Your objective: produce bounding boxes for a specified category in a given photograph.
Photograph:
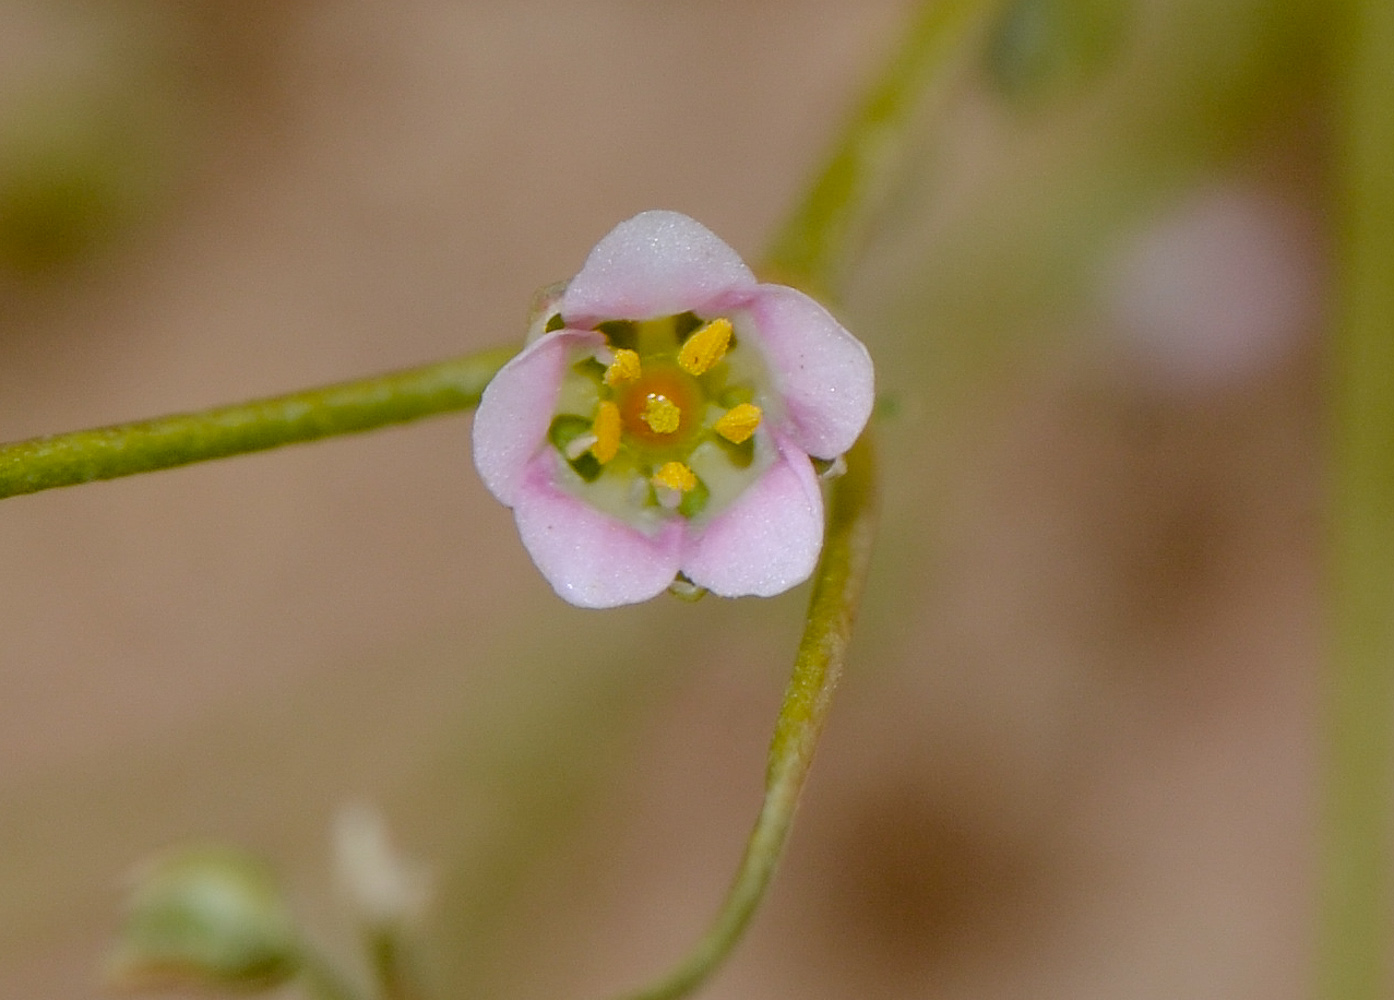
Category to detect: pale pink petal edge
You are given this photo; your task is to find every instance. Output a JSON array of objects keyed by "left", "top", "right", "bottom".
[
  {"left": 472, "top": 330, "right": 603, "bottom": 505},
  {"left": 745, "top": 285, "right": 874, "bottom": 459},
  {"left": 513, "top": 456, "right": 684, "bottom": 609},
  {"left": 561, "top": 210, "right": 758, "bottom": 324},
  {"left": 682, "top": 437, "right": 824, "bottom": 598}
]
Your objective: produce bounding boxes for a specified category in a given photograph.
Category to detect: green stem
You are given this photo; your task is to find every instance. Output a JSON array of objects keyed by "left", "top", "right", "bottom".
[
  {"left": 1323, "top": 1, "right": 1394, "bottom": 997},
  {"left": 599, "top": 2, "right": 997, "bottom": 996},
  {"left": 614, "top": 436, "right": 878, "bottom": 1000},
  {"left": 298, "top": 946, "right": 375, "bottom": 1000},
  {"left": 0, "top": 347, "right": 514, "bottom": 500},
  {"left": 0, "top": 0, "right": 992, "bottom": 501},
  {"left": 762, "top": 0, "right": 997, "bottom": 295},
  {"left": 365, "top": 926, "right": 425, "bottom": 1000}
]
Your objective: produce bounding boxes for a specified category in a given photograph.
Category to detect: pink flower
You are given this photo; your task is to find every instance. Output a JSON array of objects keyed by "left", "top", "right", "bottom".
[{"left": 473, "top": 210, "right": 874, "bottom": 608}]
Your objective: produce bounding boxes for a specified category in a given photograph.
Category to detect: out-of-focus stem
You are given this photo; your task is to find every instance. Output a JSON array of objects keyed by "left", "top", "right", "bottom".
[
  {"left": 366, "top": 927, "right": 424, "bottom": 1000},
  {"left": 298, "top": 948, "right": 374, "bottom": 1000},
  {"left": 762, "top": 0, "right": 995, "bottom": 296},
  {"left": 1323, "top": 1, "right": 1394, "bottom": 998}
]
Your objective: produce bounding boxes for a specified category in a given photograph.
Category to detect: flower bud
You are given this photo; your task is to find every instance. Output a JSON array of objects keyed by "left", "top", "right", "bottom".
[
  {"left": 333, "top": 803, "right": 431, "bottom": 929},
  {"left": 107, "top": 845, "right": 300, "bottom": 991}
]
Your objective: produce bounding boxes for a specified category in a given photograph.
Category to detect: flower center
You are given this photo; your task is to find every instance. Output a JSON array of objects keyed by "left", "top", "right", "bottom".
[
  {"left": 547, "top": 311, "right": 770, "bottom": 522},
  {"left": 620, "top": 363, "right": 702, "bottom": 446}
]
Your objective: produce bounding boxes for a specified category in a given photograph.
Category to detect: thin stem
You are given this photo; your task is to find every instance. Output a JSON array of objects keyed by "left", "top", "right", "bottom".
[
  {"left": 597, "top": 2, "right": 997, "bottom": 996},
  {"left": 762, "top": 0, "right": 997, "bottom": 295},
  {"left": 365, "top": 926, "right": 425, "bottom": 1000},
  {"left": 614, "top": 436, "right": 878, "bottom": 1000},
  {"left": 1322, "top": 0, "right": 1394, "bottom": 997},
  {"left": 0, "top": 0, "right": 990, "bottom": 501},
  {"left": 0, "top": 346, "right": 515, "bottom": 500},
  {"left": 297, "top": 946, "right": 375, "bottom": 1000}
]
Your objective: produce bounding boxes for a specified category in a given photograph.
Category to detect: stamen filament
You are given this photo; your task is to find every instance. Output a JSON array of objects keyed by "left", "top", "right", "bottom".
[{"left": 564, "top": 433, "right": 598, "bottom": 461}]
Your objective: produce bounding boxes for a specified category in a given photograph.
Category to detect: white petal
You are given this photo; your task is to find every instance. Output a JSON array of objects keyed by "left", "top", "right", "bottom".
[
  {"left": 513, "top": 456, "right": 685, "bottom": 608},
  {"left": 744, "top": 285, "right": 874, "bottom": 459},
  {"left": 472, "top": 330, "right": 603, "bottom": 505},
  {"left": 561, "top": 211, "right": 757, "bottom": 323},
  {"left": 682, "top": 437, "right": 823, "bottom": 598}
]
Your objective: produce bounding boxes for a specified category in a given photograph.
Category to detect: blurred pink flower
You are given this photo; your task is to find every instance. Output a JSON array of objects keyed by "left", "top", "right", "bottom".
[{"left": 473, "top": 210, "right": 873, "bottom": 608}]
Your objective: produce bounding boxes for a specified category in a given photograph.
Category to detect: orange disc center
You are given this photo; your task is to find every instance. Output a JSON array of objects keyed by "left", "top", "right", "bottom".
[{"left": 618, "top": 363, "right": 703, "bottom": 448}]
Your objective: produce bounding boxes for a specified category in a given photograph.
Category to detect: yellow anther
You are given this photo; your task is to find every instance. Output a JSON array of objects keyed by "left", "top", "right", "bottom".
[
  {"left": 604, "top": 348, "right": 642, "bottom": 386},
  {"left": 714, "top": 403, "right": 762, "bottom": 445},
  {"left": 642, "top": 396, "right": 682, "bottom": 435},
  {"left": 677, "top": 317, "right": 732, "bottom": 376},
  {"left": 591, "top": 401, "right": 621, "bottom": 464},
  {"left": 653, "top": 461, "right": 697, "bottom": 493}
]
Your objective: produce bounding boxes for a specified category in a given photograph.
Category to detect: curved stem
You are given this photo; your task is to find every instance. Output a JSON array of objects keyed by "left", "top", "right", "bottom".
[
  {"left": 613, "top": 436, "right": 878, "bottom": 1000},
  {"left": 0, "top": 347, "right": 514, "bottom": 500},
  {"left": 762, "top": 0, "right": 997, "bottom": 295},
  {"left": 597, "top": 2, "right": 997, "bottom": 996}
]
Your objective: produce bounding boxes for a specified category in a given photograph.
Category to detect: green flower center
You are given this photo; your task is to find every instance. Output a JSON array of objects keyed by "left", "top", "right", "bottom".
[{"left": 546, "top": 310, "right": 770, "bottom": 522}]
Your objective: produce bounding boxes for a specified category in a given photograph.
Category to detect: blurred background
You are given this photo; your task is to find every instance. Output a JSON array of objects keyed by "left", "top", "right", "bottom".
[{"left": 0, "top": 1, "right": 1326, "bottom": 998}]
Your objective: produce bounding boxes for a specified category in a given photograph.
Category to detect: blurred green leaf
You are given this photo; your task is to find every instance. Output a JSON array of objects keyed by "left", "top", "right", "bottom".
[{"left": 984, "top": 0, "right": 1130, "bottom": 105}]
